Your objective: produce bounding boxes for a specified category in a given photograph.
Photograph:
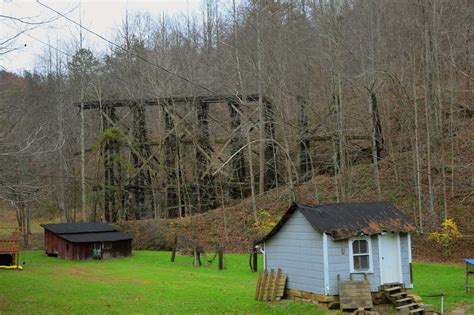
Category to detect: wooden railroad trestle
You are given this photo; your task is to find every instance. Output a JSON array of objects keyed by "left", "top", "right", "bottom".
[
  {"left": 77, "top": 93, "right": 384, "bottom": 221},
  {"left": 77, "top": 95, "right": 277, "bottom": 221}
]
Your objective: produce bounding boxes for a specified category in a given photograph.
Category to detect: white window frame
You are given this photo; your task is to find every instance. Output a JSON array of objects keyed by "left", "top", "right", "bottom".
[
  {"left": 102, "top": 241, "right": 112, "bottom": 250},
  {"left": 348, "top": 236, "right": 373, "bottom": 273}
]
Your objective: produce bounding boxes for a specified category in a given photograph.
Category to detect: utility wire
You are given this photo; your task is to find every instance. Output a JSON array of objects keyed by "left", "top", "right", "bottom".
[
  {"left": 35, "top": 0, "right": 267, "bottom": 146},
  {"left": 36, "top": 0, "right": 219, "bottom": 96},
  {"left": 33, "top": 0, "right": 296, "bottom": 189},
  {"left": 2, "top": 22, "right": 72, "bottom": 57},
  {"left": 35, "top": 0, "right": 276, "bottom": 172}
]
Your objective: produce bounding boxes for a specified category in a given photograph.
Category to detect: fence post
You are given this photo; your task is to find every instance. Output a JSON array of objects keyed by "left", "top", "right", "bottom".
[{"left": 218, "top": 249, "right": 223, "bottom": 270}]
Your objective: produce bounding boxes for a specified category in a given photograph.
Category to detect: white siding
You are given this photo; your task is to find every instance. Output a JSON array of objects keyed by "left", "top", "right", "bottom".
[
  {"left": 400, "top": 233, "right": 412, "bottom": 288},
  {"left": 265, "top": 210, "right": 325, "bottom": 294},
  {"left": 265, "top": 210, "right": 413, "bottom": 295}
]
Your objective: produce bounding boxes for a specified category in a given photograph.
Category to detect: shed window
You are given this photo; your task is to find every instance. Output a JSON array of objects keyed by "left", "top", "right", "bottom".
[
  {"left": 349, "top": 237, "right": 373, "bottom": 273},
  {"left": 103, "top": 242, "right": 112, "bottom": 250}
]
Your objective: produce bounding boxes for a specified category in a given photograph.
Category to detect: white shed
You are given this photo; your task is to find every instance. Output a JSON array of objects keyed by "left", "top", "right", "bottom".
[{"left": 257, "top": 202, "right": 416, "bottom": 296}]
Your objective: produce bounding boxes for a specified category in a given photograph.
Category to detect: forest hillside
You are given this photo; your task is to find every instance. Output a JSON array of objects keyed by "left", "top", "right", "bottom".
[{"left": 0, "top": 0, "right": 472, "bottom": 262}]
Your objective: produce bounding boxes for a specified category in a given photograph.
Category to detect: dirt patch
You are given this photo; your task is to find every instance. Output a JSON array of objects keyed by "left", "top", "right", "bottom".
[
  {"left": 447, "top": 304, "right": 473, "bottom": 315},
  {"left": 50, "top": 266, "right": 144, "bottom": 285},
  {"left": 0, "top": 294, "right": 12, "bottom": 310}
]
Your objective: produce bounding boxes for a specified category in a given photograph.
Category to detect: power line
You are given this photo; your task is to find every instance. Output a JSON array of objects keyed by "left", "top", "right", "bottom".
[
  {"left": 1, "top": 19, "right": 73, "bottom": 69},
  {"left": 35, "top": 0, "right": 265, "bottom": 139},
  {"left": 33, "top": 0, "right": 287, "bottom": 188},
  {"left": 36, "top": 0, "right": 218, "bottom": 96}
]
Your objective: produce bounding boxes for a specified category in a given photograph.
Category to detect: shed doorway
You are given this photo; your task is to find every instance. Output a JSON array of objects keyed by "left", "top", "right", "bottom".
[{"left": 379, "top": 233, "right": 401, "bottom": 284}]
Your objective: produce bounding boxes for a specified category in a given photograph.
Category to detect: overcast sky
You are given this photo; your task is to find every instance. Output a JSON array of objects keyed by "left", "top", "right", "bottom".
[{"left": 0, "top": 0, "right": 203, "bottom": 73}]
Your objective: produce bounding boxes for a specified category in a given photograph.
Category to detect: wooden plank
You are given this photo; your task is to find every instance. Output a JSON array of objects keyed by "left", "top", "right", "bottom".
[
  {"left": 277, "top": 275, "right": 287, "bottom": 297},
  {"left": 255, "top": 271, "right": 263, "bottom": 300},
  {"left": 265, "top": 269, "right": 274, "bottom": 301},
  {"left": 258, "top": 270, "right": 267, "bottom": 301},
  {"left": 255, "top": 271, "right": 287, "bottom": 303},
  {"left": 271, "top": 268, "right": 281, "bottom": 302}
]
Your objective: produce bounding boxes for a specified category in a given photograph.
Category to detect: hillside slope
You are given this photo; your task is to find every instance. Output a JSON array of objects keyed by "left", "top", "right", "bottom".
[{"left": 117, "top": 117, "right": 473, "bottom": 262}]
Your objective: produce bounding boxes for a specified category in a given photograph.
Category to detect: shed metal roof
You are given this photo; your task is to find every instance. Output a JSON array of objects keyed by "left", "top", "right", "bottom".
[
  {"left": 41, "top": 222, "right": 133, "bottom": 244},
  {"left": 58, "top": 231, "right": 132, "bottom": 243},
  {"left": 259, "top": 202, "right": 416, "bottom": 242},
  {"left": 41, "top": 223, "right": 116, "bottom": 234}
]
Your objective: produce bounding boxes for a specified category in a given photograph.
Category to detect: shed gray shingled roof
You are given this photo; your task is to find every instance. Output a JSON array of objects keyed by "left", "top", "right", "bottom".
[{"left": 259, "top": 201, "right": 416, "bottom": 242}]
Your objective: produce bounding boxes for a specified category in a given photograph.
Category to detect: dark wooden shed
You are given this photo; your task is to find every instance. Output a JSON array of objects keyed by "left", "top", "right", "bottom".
[{"left": 41, "top": 223, "right": 132, "bottom": 261}]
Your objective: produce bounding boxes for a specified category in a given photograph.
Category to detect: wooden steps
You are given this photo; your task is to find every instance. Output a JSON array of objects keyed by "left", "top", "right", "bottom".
[
  {"left": 397, "top": 303, "right": 419, "bottom": 309},
  {"left": 384, "top": 286, "right": 402, "bottom": 293},
  {"left": 396, "top": 297, "right": 413, "bottom": 303},
  {"left": 382, "top": 283, "right": 427, "bottom": 314},
  {"left": 391, "top": 292, "right": 408, "bottom": 298}
]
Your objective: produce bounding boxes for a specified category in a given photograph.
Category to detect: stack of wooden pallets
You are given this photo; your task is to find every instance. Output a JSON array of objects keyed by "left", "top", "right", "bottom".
[
  {"left": 338, "top": 274, "right": 373, "bottom": 312},
  {"left": 255, "top": 268, "right": 287, "bottom": 302}
]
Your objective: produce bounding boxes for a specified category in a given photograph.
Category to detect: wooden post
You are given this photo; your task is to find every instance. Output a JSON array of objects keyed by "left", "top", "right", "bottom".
[
  {"left": 170, "top": 236, "right": 177, "bottom": 262},
  {"left": 102, "top": 106, "right": 119, "bottom": 222},
  {"left": 163, "top": 108, "right": 178, "bottom": 218},
  {"left": 218, "top": 249, "right": 223, "bottom": 270},
  {"left": 131, "top": 102, "right": 152, "bottom": 219},
  {"left": 228, "top": 101, "right": 246, "bottom": 198},
  {"left": 195, "top": 100, "right": 212, "bottom": 213},
  {"left": 193, "top": 246, "right": 201, "bottom": 267},
  {"left": 252, "top": 252, "right": 258, "bottom": 272},
  {"left": 466, "top": 261, "right": 470, "bottom": 293}
]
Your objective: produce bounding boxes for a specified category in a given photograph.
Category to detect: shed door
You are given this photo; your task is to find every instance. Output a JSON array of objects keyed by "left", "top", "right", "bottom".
[{"left": 379, "top": 233, "right": 401, "bottom": 284}]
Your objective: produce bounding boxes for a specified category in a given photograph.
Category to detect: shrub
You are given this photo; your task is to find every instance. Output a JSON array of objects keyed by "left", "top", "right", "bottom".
[{"left": 428, "top": 218, "right": 462, "bottom": 258}]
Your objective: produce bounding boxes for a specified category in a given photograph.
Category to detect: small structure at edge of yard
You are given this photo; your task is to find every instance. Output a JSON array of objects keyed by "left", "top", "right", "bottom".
[
  {"left": 256, "top": 202, "right": 416, "bottom": 306},
  {"left": 41, "top": 223, "right": 133, "bottom": 260},
  {"left": 0, "top": 228, "right": 21, "bottom": 269}
]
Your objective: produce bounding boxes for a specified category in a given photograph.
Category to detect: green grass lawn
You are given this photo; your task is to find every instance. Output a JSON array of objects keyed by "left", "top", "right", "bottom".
[
  {"left": 0, "top": 251, "right": 472, "bottom": 314},
  {"left": 411, "top": 262, "right": 474, "bottom": 313},
  {"left": 0, "top": 251, "right": 325, "bottom": 314}
]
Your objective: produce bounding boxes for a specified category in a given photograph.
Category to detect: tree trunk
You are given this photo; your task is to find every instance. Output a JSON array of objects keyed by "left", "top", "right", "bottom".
[
  {"left": 422, "top": 4, "right": 437, "bottom": 224},
  {"left": 370, "top": 93, "right": 382, "bottom": 199}
]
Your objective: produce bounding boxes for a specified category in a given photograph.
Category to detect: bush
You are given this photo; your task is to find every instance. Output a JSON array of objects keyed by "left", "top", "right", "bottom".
[{"left": 428, "top": 218, "right": 462, "bottom": 258}]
